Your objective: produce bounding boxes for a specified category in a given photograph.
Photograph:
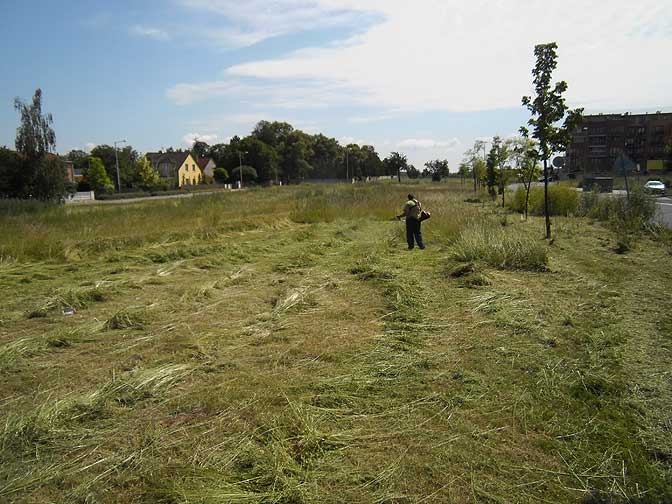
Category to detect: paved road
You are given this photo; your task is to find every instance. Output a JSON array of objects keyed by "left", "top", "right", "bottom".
[
  {"left": 656, "top": 197, "right": 672, "bottom": 229},
  {"left": 66, "top": 189, "right": 232, "bottom": 205}
]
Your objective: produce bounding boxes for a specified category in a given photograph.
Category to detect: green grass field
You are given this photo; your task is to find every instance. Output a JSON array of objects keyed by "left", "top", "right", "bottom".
[{"left": 1, "top": 184, "right": 671, "bottom": 503}]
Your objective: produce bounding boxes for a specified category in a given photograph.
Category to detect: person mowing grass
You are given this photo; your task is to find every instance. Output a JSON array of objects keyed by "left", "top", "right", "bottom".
[{"left": 396, "top": 193, "right": 428, "bottom": 250}]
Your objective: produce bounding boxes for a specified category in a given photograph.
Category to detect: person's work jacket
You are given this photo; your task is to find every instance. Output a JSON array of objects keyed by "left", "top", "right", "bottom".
[{"left": 403, "top": 199, "right": 422, "bottom": 220}]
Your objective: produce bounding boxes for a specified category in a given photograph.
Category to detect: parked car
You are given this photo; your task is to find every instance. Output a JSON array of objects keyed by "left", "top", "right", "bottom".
[{"left": 643, "top": 180, "right": 666, "bottom": 195}]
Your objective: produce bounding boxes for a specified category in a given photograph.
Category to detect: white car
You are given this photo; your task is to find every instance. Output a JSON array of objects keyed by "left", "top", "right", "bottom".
[{"left": 644, "top": 180, "right": 666, "bottom": 195}]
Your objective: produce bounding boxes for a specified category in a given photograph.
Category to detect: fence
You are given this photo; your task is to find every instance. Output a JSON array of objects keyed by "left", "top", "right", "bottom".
[{"left": 65, "top": 191, "right": 95, "bottom": 203}]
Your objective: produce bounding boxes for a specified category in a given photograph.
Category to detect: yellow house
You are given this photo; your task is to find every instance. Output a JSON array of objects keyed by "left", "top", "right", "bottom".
[{"left": 146, "top": 151, "right": 203, "bottom": 187}]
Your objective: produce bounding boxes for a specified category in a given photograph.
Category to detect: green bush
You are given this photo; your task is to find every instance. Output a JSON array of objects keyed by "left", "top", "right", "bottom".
[
  {"left": 510, "top": 185, "right": 578, "bottom": 216},
  {"left": 213, "top": 168, "right": 229, "bottom": 183},
  {"left": 580, "top": 187, "right": 656, "bottom": 225},
  {"left": 579, "top": 187, "right": 657, "bottom": 252}
]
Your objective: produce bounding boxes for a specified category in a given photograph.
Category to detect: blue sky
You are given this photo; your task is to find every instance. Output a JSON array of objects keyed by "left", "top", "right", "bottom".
[{"left": 1, "top": 0, "right": 671, "bottom": 169}]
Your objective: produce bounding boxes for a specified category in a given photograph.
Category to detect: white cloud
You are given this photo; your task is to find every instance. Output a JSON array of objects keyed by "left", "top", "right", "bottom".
[
  {"left": 348, "top": 114, "right": 393, "bottom": 124},
  {"left": 178, "top": 0, "right": 376, "bottom": 48},
  {"left": 211, "top": 0, "right": 672, "bottom": 112},
  {"left": 166, "top": 78, "right": 356, "bottom": 108},
  {"left": 196, "top": 112, "right": 319, "bottom": 133},
  {"left": 85, "top": 143, "right": 97, "bottom": 153},
  {"left": 397, "top": 138, "right": 460, "bottom": 150},
  {"left": 131, "top": 24, "right": 169, "bottom": 41},
  {"left": 338, "top": 136, "right": 367, "bottom": 147},
  {"left": 182, "top": 133, "right": 219, "bottom": 147},
  {"left": 166, "top": 81, "right": 249, "bottom": 106}
]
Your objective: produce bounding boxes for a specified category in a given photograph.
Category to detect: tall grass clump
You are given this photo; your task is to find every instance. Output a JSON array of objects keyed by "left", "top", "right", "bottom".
[
  {"left": 0, "top": 190, "right": 294, "bottom": 262},
  {"left": 579, "top": 187, "right": 657, "bottom": 252},
  {"left": 289, "top": 185, "right": 401, "bottom": 223},
  {"left": 291, "top": 184, "right": 476, "bottom": 243},
  {"left": 450, "top": 224, "right": 548, "bottom": 271},
  {"left": 510, "top": 185, "right": 578, "bottom": 216},
  {"left": 580, "top": 187, "right": 656, "bottom": 225}
]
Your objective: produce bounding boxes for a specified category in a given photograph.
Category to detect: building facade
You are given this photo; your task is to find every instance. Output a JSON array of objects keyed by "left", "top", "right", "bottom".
[
  {"left": 565, "top": 112, "right": 672, "bottom": 177},
  {"left": 146, "top": 151, "right": 203, "bottom": 187},
  {"left": 197, "top": 157, "right": 216, "bottom": 179}
]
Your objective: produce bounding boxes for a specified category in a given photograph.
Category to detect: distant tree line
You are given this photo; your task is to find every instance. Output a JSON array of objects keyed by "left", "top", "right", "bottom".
[
  {"left": 191, "top": 120, "right": 450, "bottom": 185},
  {"left": 2, "top": 91, "right": 459, "bottom": 200}
]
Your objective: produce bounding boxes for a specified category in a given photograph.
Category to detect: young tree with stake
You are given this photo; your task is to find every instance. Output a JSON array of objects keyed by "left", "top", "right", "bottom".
[
  {"left": 509, "top": 136, "right": 541, "bottom": 220},
  {"left": 521, "top": 43, "right": 582, "bottom": 239}
]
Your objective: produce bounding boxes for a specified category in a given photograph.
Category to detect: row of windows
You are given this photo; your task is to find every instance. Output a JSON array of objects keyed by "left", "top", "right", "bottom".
[
  {"left": 580, "top": 125, "right": 669, "bottom": 137},
  {"left": 181, "top": 176, "right": 201, "bottom": 185}
]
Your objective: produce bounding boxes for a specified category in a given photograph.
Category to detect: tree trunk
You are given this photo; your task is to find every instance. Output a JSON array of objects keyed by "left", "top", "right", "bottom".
[
  {"left": 543, "top": 158, "right": 551, "bottom": 239},
  {"left": 473, "top": 168, "right": 477, "bottom": 193},
  {"left": 524, "top": 181, "right": 531, "bottom": 220}
]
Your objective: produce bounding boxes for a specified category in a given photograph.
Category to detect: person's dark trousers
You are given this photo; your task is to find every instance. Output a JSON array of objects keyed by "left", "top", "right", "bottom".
[{"left": 406, "top": 218, "right": 425, "bottom": 249}]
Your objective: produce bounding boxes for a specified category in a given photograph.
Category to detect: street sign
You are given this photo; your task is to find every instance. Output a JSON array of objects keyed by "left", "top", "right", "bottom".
[
  {"left": 552, "top": 156, "right": 565, "bottom": 168},
  {"left": 614, "top": 153, "right": 635, "bottom": 175}
]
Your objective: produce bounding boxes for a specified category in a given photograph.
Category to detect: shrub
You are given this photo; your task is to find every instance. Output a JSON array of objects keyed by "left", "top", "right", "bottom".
[
  {"left": 579, "top": 187, "right": 656, "bottom": 252},
  {"left": 451, "top": 225, "right": 548, "bottom": 271},
  {"left": 231, "top": 165, "right": 257, "bottom": 182},
  {"left": 510, "top": 185, "right": 578, "bottom": 216},
  {"left": 580, "top": 187, "right": 656, "bottom": 226},
  {"left": 213, "top": 168, "right": 229, "bottom": 183}
]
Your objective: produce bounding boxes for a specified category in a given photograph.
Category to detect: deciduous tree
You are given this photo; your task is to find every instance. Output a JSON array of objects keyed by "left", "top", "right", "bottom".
[
  {"left": 425, "top": 159, "right": 449, "bottom": 181},
  {"left": 486, "top": 141, "right": 499, "bottom": 201},
  {"left": 231, "top": 165, "right": 257, "bottom": 183},
  {"left": 521, "top": 42, "right": 583, "bottom": 239},
  {"left": 87, "top": 156, "right": 113, "bottom": 193},
  {"left": 90, "top": 144, "right": 139, "bottom": 190},
  {"left": 509, "top": 137, "right": 541, "bottom": 219},
  {"left": 14, "top": 89, "right": 55, "bottom": 161},
  {"left": 383, "top": 152, "right": 408, "bottom": 181},
  {"left": 280, "top": 130, "right": 313, "bottom": 182},
  {"left": 308, "top": 134, "right": 342, "bottom": 179},
  {"left": 240, "top": 137, "right": 278, "bottom": 183},
  {"left": 136, "top": 157, "right": 160, "bottom": 189},
  {"left": 406, "top": 165, "right": 420, "bottom": 179},
  {"left": 191, "top": 140, "right": 210, "bottom": 160},
  {"left": 458, "top": 162, "right": 471, "bottom": 186},
  {"left": 0, "top": 147, "right": 24, "bottom": 197},
  {"left": 12, "top": 89, "right": 64, "bottom": 200}
]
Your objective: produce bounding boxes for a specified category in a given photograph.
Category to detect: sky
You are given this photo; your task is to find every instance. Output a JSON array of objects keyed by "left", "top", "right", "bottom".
[{"left": 1, "top": 0, "right": 671, "bottom": 170}]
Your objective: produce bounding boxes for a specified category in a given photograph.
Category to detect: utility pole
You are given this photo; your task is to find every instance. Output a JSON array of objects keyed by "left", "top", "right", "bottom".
[
  {"left": 238, "top": 151, "right": 247, "bottom": 189},
  {"left": 113, "top": 139, "right": 126, "bottom": 192},
  {"left": 346, "top": 148, "right": 349, "bottom": 182}
]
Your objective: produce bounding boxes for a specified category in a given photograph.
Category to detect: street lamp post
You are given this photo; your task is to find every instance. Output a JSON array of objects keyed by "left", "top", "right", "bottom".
[
  {"left": 238, "top": 151, "right": 247, "bottom": 189},
  {"left": 346, "top": 148, "right": 349, "bottom": 182},
  {"left": 113, "top": 139, "right": 127, "bottom": 192}
]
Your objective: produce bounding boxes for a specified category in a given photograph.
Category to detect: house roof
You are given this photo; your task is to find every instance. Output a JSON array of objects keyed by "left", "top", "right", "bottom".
[
  {"left": 197, "top": 157, "right": 215, "bottom": 169},
  {"left": 146, "top": 151, "right": 191, "bottom": 167}
]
